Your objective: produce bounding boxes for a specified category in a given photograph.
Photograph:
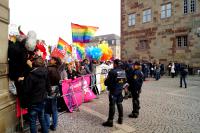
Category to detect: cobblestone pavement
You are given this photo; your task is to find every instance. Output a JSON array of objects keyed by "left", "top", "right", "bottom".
[{"left": 52, "top": 76, "right": 200, "bottom": 133}]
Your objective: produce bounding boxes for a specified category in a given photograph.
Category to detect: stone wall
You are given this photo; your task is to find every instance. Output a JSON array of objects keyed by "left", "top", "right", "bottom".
[
  {"left": 0, "top": 0, "right": 17, "bottom": 132},
  {"left": 121, "top": 0, "right": 200, "bottom": 67}
]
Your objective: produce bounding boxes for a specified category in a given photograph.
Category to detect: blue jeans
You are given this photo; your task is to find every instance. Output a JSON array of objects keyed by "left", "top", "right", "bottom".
[
  {"left": 44, "top": 98, "right": 58, "bottom": 129},
  {"left": 28, "top": 102, "right": 48, "bottom": 133},
  {"left": 155, "top": 72, "right": 160, "bottom": 80}
]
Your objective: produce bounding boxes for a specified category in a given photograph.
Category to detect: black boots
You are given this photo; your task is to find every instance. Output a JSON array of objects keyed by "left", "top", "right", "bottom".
[
  {"left": 118, "top": 117, "right": 123, "bottom": 124},
  {"left": 102, "top": 120, "right": 113, "bottom": 127},
  {"left": 128, "top": 113, "right": 138, "bottom": 118},
  {"left": 102, "top": 118, "right": 123, "bottom": 127}
]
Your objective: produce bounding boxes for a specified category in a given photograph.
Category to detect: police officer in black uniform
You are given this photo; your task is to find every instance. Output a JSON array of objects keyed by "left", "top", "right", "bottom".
[
  {"left": 128, "top": 61, "right": 144, "bottom": 118},
  {"left": 102, "top": 59, "right": 127, "bottom": 127}
]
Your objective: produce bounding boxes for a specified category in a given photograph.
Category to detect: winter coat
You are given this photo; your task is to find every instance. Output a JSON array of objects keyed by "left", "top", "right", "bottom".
[
  {"left": 104, "top": 67, "right": 127, "bottom": 95},
  {"left": 24, "top": 67, "right": 51, "bottom": 105},
  {"left": 58, "top": 63, "right": 68, "bottom": 80},
  {"left": 180, "top": 64, "right": 188, "bottom": 76},
  {"left": 48, "top": 65, "right": 61, "bottom": 86},
  {"left": 8, "top": 40, "right": 32, "bottom": 81}
]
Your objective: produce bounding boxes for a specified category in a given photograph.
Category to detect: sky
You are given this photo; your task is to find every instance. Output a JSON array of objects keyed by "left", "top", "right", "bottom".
[{"left": 9, "top": 0, "right": 120, "bottom": 45}]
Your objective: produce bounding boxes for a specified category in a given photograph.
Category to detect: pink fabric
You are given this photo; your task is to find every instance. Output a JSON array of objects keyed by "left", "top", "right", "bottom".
[
  {"left": 62, "top": 78, "right": 83, "bottom": 112},
  {"left": 16, "top": 98, "right": 28, "bottom": 118},
  {"left": 82, "top": 75, "right": 96, "bottom": 102},
  {"left": 61, "top": 75, "right": 96, "bottom": 112}
]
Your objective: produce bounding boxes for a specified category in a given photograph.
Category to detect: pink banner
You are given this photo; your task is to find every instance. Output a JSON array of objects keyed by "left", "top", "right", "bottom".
[
  {"left": 62, "top": 75, "right": 96, "bottom": 112},
  {"left": 62, "top": 79, "right": 82, "bottom": 112},
  {"left": 82, "top": 75, "right": 96, "bottom": 102}
]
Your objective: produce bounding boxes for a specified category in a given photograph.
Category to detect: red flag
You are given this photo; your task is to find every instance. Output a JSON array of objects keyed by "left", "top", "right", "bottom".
[{"left": 51, "top": 48, "right": 65, "bottom": 59}]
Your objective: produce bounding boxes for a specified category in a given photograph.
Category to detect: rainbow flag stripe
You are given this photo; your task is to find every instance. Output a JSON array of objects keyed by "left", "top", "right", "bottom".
[
  {"left": 71, "top": 23, "right": 98, "bottom": 43},
  {"left": 73, "top": 42, "right": 85, "bottom": 60},
  {"left": 57, "top": 37, "right": 72, "bottom": 54}
]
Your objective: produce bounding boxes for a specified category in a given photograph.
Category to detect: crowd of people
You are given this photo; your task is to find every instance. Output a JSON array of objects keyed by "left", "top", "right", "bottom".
[
  {"left": 7, "top": 28, "right": 192, "bottom": 133},
  {"left": 13, "top": 55, "right": 190, "bottom": 132},
  {"left": 8, "top": 41, "right": 113, "bottom": 133},
  {"left": 8, "top": 35, "right": 189, "bottom": 132}
]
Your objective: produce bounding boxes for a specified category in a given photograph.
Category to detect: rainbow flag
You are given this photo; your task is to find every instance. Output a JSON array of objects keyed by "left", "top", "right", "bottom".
[
  {"left": 73, "top": 42, "right": 85, "bottom": 60},
  {"left": 57, "top": 37, "right": 72, "bottom": 54},
  {"left": 71, "top": 23, "right": 98, "bottom": 43}
]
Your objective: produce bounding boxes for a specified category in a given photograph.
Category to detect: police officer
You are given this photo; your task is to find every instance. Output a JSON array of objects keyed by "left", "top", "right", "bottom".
[
  {"left": 128, "top": 61, "right": 144, "bottom": 118},
  {"left": 102, "top": 59, "right": 127, "bottom": 127}
]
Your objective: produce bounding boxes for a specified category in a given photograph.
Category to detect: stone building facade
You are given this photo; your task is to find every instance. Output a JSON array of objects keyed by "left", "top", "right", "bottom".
[
  {"left": 0, "top": 0, "right": 17, "bottom": 132},
  {"left": 121, "top": 0, "right": 200, "bottom": 67}
]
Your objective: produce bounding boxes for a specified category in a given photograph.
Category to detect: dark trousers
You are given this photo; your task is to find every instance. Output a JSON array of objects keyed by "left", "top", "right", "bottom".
[
  {"left": 28, "top": 102, "right": 48, "bottom": 133},
  {"left": 131, "top": 90, "right": 141, "bottom": 116},
  {"left": 180, "top": 75, "right": 187, "bottom": 88},
  {"left": 155, "top": 72, "right": 160, "bottom": 80},
  {"left": 171, "top": 73, "right": 175, "bottom": 78},
  {"left": 44, "top": 98, "right": 58, "bottom": 129},
  {"left": 108, "top": 94, "right": 123, "bottom": 121}
]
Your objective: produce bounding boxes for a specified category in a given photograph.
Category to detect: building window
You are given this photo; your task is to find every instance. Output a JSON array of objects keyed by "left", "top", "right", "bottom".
[
  {"left": 128, "top": 14, "right": 136, "bottom": 26},
  {"left": 184, "top": 0, "right": 196, "bottom": 14},
  {"left": 161, "top": 3, "right": 171, "bottom": 18},
  {"left": 184, "top": 0, "right": 188, "bottom": 14},
  {"left": 139, "top": 40, "right": 148, "bottom": 49},
  {"left": 112, "top": 40, "right": 115, "bottom": 44},
  {"left": 143, "top": 9, "right": 151, "bottom": 23},
  {"left": 191, "top": 0, "right": 196, "bottom": 13},
  {"left": 176, "top": 36, "right": 188, "bottom": 47}
]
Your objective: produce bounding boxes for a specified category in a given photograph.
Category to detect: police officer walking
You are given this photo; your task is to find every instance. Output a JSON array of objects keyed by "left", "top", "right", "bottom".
[
  {"left": 128, "top": 62, "right": 144, "bottom": 118},
  {"left": 102, "top": 59, "right": 127, "bottom": 127}
]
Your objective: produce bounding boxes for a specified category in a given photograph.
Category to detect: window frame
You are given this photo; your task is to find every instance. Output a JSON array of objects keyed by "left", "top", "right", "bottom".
[
  {"left": 128, "top": 13, "right": 136, "bottom": 26},
  {"left": 190, "top": 0, "right": 196, "bottom": 13},
  {"left": 184, "top": 0, "right": 188, "bottom": 14},
  {"left": 161, "top": 3, "right": 172, "bottom": 19},
  {"left": 138, "top": 40, "right": 148, "bottom": 50},
  {"left": 184, "top": 0, "right": 197, "bottom": 14},
  {"left": 176, "top": 35, "right": 188, "bottom": 48},
  {"left": 143, "top": 9, "right": 151, "bottom": 23}
]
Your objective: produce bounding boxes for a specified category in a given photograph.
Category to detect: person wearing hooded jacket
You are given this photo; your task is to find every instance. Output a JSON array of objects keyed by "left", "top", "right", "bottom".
[{"left": 24, "top": 56, "right": 51, "bottom": 133}]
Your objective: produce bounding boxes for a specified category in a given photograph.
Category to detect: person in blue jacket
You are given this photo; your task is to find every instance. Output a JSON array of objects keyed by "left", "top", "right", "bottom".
[
  {"left": 102, "top": 59, "right": 127, "bottom": 127},
  {"left": 128, "top": 62, "right": 144, "bottom": 118}
]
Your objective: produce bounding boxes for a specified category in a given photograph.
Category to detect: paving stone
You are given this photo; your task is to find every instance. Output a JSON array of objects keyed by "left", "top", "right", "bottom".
[{"left": 51, "top": 76, "right": 200, "bottom": 133}]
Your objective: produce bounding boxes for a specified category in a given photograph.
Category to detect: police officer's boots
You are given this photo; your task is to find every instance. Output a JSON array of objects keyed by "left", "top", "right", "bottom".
[
  {"left": 102, "top": 120, "right": 113, "bottom": 127},
  {"left": 118, "top": 117, "right": 123, "bottom": 124}
]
